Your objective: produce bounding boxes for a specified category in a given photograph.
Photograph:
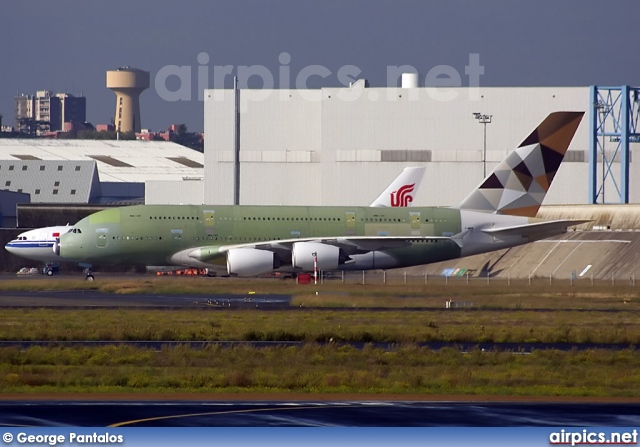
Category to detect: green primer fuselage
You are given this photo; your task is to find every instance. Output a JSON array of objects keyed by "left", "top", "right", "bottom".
[{"left": 59, "top": 204, "right": 465, "bottom": 270}]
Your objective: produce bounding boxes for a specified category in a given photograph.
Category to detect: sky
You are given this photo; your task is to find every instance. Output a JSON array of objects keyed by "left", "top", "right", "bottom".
[{"left": 0, "top": 0, "right": 638, "bottom": 132}]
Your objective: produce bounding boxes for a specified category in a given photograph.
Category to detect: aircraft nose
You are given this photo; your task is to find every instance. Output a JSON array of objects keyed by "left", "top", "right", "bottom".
[{"left": 4, "top": 242, "right": 16, "bottom": 255}]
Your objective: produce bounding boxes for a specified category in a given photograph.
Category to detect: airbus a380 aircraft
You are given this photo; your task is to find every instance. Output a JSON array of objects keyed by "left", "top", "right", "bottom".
[
  {"left": 4, "top": 167, "right": 424, "bottom": 268},
  {"left": 58, "top": 112, "right": 587, "bottom": 278}
]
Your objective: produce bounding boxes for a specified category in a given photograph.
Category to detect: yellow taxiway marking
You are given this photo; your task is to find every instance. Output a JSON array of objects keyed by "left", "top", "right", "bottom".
[{"left": 109, "top": 404, "right": 355, "bottom": 427}]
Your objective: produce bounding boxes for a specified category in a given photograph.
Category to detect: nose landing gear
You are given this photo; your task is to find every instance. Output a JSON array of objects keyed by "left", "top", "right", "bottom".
[{"left": 83, "top": 268, "right": 95, "bottom": 281}]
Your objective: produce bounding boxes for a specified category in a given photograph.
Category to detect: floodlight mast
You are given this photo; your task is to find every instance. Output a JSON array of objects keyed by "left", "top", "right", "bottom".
[{"left": 473, "top": 112, "right": 493, "bottom": 178}]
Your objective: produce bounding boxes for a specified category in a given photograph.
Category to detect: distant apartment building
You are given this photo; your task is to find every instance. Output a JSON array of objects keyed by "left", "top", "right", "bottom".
[
  {"left": 34, "top": 90, "right": 61, "bottom": 130},
  {"left": 14, "top": 90, "right": 86, "bottom": 133},
  {"left": 57, "top": 93, "right": 86, "bottom": 128},
  {"left": 14, "top": 94, "right": 34, "bottom": 129}
]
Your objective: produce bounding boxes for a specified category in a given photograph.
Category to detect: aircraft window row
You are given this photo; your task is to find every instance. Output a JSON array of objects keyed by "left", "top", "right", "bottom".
[
  {"left": 190, "top": 236, "right": 272, "bottom": 242},
  {"left": 241, "top": 216, "right": 341, "bottom": 222},
  {"left": 108, "top": 235, "right": 278, "bottom": 243},
  {"left": 361, "top": 218, "right": 407, "bottom": 222},
  {"left": 227, "top": 236, "right": 273, "bottom": 241},
  {"left": 149, "top": 216, "right": 199, "bottom": 220},
  {"left": 112, "top": 236, "right": 163, "bottom": 240}
]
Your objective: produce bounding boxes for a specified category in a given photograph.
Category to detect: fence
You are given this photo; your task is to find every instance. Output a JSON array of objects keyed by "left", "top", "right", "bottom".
[{"left": 304, "top": 270, "right": 638, "bottom": 288}]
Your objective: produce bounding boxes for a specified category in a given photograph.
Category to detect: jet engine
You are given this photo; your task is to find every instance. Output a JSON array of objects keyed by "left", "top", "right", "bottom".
[
  {"left": 291, "top": 241, "right": 347, "bottom": 271},
  {"left": 226, "top": 248, "right": 279, "bottom": 277}
]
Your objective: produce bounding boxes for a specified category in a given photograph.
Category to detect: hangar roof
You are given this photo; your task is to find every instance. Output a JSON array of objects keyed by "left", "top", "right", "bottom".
[{"left": 0, "top": 139, "right": 204, "bottom": 183}]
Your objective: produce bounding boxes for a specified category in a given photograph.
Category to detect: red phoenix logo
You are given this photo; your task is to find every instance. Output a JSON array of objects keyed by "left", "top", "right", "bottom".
[{"left": 390, "top": 183, "right": 415, "bottom": 207}]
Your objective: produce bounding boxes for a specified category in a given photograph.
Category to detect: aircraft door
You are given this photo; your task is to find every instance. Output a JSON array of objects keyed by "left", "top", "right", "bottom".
[
  {"left": 203, "top": 210, "right": 215, "bottom": 235},
  {"left": 171, "top": 229, "right": 183, "bottom": 247},
  {"left": 96, "top": 228, "right": 108, "bottom": 248},
  {"left": 409, "top": 212, "right": 421, "bottom": 236},
  {"left": 345, "top": 212, "right": 356, "bottom": 235}
]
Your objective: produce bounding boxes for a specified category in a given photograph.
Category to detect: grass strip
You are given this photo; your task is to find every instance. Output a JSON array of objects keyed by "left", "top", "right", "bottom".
[{"left": 1, "top": 345, "right": 638, "bottom": 397}]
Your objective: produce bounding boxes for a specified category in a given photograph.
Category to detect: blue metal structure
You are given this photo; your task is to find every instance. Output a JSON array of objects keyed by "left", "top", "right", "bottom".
[{"left": 589, "top": 86, "right": 640, "bottom": 204}]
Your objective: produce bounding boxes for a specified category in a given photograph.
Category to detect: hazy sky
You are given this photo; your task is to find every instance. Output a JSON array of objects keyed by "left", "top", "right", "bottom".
[{"left": 1, "top": 0, "right": 638, "bottom": 132}]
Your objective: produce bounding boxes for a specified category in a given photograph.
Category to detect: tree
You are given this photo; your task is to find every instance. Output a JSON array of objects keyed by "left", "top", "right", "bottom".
[{"left": 170, "top": 124, "right": 204, "bottom": 152}]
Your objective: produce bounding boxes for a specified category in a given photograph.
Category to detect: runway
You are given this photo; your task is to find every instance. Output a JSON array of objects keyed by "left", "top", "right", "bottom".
[
  {"left": 0, "top": 290, "right": 292, "bottom": 309},
  {"left": 1, "top": 401, "right": 640, "bottom": 427}
]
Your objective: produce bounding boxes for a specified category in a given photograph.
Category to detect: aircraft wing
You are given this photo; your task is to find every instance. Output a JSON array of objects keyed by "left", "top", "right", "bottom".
[
  {"left": 480, "top": 219, "right": 591, "bottom": 239},
  {"left": 187, "top": 235, "right": 456, "bottom": 263}
]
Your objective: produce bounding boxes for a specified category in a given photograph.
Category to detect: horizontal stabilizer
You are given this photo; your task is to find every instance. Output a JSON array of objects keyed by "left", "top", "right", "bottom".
[{"left": 481, "top": 219, "right": 591, "bottom": 238}]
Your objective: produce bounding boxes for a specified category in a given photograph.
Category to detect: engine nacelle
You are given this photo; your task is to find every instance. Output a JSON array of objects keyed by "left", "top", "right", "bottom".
[
  {"left": 292, "top": 242, "right": 343, "bottom": 271},
  {"left": 226, "top": 248, "right": 278, "bottom": 277},
  {"left": 340, "top": 251, "right": 397, "bottom": 270}
]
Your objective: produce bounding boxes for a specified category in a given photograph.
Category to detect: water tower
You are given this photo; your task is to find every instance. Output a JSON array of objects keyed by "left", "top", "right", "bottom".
[{"left": 106, "top": 67, "right": 150, "bottom": 133}]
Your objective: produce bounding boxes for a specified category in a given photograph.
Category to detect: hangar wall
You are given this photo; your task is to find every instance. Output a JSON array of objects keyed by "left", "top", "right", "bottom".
[
  {"left": 204, "top": 85, "right": 639, "bottom": 207},
  {"left": 145, "top": 179, "right": 204, "bottom": 205}
]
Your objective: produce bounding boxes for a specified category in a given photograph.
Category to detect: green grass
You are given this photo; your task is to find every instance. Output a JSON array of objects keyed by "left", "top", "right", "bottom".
[
  {"left": 1, "top": 345, "right": 639, "bottom": 397},
  {"left": 1, "top": 307, "right": 640, "bottom": 344},
  {"left": 2, "top": 276, "right": 640, "bottom": 397}
]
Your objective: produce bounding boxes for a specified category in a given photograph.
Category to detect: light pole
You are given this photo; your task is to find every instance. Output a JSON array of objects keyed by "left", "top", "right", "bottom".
[{"left": 473, "top": 112, "right": 492, "bottom": 178}]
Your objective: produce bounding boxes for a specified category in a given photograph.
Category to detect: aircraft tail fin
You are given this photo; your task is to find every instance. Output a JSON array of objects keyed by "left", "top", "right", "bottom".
[
  {"left": 456, "top": 111, "right": 584, "bottom": 217},
  {"left": 370, "top": 167, "right": 425, "bottom": 207}
]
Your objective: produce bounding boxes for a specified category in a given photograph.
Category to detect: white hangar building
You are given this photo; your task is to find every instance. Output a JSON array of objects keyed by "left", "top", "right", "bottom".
[
  {"left": 0, "top": 139, "right": 204, "bottom": 206},
  {"left": 198, "top": 83, "right": 639, "bottom": 208}
]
